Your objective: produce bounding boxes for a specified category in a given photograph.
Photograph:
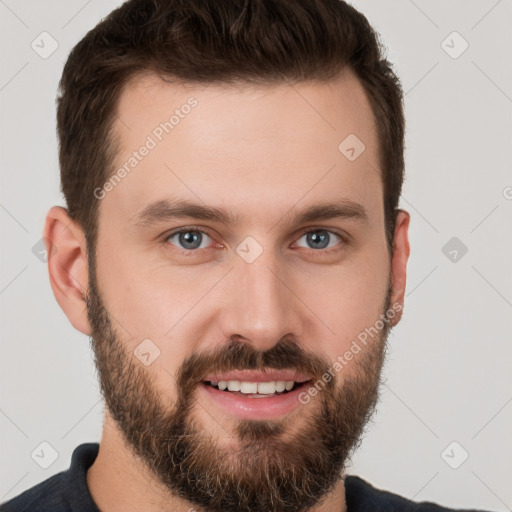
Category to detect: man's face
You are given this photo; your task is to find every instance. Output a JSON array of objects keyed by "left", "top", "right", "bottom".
[{"left": 86, "top": 70, "right": 397, "bottom": 512}]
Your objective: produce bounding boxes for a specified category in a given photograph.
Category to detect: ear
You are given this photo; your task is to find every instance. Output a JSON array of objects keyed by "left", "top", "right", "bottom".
[
  {"left": 43, "top": 206, "right": 91, "bottom": 335},
  {"left": 389, "top": 209, "right": 410, "bottom": 326}
]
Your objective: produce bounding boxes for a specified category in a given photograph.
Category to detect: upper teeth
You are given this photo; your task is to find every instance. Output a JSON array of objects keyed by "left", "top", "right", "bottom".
[{"left": 210, "top": 380, "right": 295, "bottom": 394}]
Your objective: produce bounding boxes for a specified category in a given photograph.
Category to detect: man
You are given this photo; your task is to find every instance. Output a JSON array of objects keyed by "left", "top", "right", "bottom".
[{"left": 0, "top": 0, "right": 493, "bottom": 511}]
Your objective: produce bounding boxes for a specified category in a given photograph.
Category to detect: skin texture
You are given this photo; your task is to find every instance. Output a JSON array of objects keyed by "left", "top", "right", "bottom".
[{"left": 44, "top": 68, "right": 410, "bottom": 512}]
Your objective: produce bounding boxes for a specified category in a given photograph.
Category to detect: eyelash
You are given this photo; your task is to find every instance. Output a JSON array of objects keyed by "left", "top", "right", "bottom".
[{"left": 162, "top": 226, "right": 348, "bottom": 256}]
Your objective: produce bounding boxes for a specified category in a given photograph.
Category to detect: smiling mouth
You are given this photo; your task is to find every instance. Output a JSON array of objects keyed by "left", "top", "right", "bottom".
[{"left": 203, "top": 379, "right": 311, "bottom": 398}]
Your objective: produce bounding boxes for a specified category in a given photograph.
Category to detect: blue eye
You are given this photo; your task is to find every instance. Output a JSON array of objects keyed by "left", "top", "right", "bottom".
[
  {"left": 295, "top": 230, "right": 342, "bottom": 250},
  {"left": 166, "top": 230, "right": 212, "bottom": 250},
  {"left": 164, "top": 228, "right": 344, "bottom": 254}
]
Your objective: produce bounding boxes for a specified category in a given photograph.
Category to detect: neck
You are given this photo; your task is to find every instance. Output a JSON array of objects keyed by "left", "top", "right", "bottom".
[{"left": 86, "top": 413, "right": 347, "bottom": 512}]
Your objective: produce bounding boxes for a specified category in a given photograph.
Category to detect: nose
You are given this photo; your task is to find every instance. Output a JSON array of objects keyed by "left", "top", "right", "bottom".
[{"left": 219, "top": 249, "right": 302, "bottom": 352}]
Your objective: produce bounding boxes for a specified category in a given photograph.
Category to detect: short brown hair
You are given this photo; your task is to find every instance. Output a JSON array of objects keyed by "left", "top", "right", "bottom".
[{"left": 57, "top": 0, "right": 405, "bottom": 258}]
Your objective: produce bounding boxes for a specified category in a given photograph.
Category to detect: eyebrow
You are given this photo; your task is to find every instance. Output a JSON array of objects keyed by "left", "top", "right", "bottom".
[{"left": 132, "top": 198, "right": 369, "bottom": 228}]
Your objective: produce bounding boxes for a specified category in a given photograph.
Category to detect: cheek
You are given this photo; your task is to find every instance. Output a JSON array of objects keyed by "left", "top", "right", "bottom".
[
  {"left": 297, "top": 251, "right": 390, "bottom": 364},
  {"left": 95, "top": 237, "right": 218, "bottom": 344},
  {"left": 94, "top": 243, "right": 205, "bottom": 403}
]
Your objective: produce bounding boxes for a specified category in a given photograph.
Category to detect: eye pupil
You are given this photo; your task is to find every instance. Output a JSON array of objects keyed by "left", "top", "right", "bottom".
[
  {"left": 307, "top": 230, "right": 330, "bottom": 249},
  {"left": 179, "top": 231, "right": 202, "bottom": 249}
]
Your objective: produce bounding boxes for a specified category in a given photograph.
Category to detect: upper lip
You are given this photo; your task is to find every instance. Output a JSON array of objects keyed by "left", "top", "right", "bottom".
[{"left": 202, "top": 370, "right": 312, "bottom": 383}]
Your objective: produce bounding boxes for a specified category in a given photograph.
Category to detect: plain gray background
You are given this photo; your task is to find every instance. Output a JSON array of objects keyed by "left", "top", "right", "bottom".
[{"left": 1, "top": 0, "right": 511, "bottom": 509}]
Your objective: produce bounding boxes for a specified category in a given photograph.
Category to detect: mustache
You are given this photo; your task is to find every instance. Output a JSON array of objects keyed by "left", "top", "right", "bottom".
[{"left": 176, "top": 336, "right": 335, "bottom": 398}]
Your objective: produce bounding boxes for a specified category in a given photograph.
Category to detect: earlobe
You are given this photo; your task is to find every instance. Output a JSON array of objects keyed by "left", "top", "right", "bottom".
[
  {"left": 43, "top": 206, "right": 92, "bottom": 335},
  {"left": 389, "top": 209, "right": 411, "bottom": 326}
]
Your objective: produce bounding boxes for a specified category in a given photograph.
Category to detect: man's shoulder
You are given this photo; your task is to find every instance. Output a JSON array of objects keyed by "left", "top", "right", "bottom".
[
  {"left": 0, "top": 471, "right": 70, "bottom": 512},
  {"left": 345, "top": 475, "right": 492, "bottom": 512},
  {"left": 0, "top": 443, "right": 100, "bottom": 512}
]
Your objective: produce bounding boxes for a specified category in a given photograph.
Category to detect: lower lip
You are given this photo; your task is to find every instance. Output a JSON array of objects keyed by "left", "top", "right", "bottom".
[{"left": 200, "top": 382, "right": 309, "bottom": 420}]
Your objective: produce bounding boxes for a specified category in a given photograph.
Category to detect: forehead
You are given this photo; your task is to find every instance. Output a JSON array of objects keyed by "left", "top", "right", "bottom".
[{"left": 103, "top": 70, "right": 382, "bottom": 229}]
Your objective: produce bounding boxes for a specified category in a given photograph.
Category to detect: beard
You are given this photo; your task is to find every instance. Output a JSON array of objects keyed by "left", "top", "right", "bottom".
[{"left": 85, "top": 261, "right": 393, "bottom": 512}]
